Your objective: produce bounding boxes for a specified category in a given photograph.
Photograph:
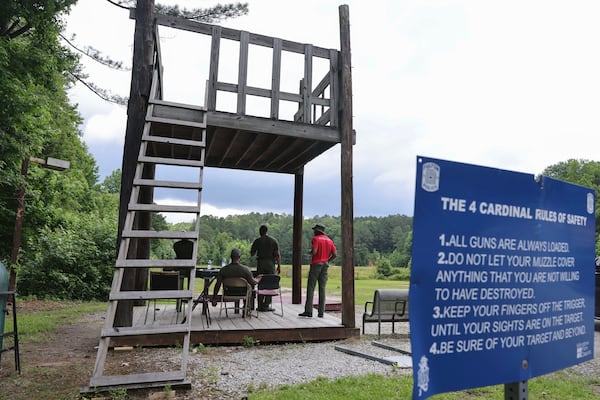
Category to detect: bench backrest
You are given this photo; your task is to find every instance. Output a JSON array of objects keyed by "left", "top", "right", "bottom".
[{"left": 372, "top": 289, "right": 409, "bottom": 316}]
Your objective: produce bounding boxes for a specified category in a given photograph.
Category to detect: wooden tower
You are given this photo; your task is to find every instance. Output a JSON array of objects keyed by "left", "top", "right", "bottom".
[{"left": 85, "top": 2, "right": 355, "bottom": 392}]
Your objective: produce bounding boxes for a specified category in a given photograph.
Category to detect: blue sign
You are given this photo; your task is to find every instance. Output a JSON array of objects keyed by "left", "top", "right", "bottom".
[{"left": 410, "top": 156, "right": 595, "bottom": 399}]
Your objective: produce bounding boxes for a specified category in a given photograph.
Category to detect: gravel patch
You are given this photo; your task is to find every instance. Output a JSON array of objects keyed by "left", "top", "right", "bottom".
[
  {"left": 186, "top": 337, "right": 411, "bottom": 399},
  {"left": 183, "top": 329, "right": 600, "bottom": 399}
]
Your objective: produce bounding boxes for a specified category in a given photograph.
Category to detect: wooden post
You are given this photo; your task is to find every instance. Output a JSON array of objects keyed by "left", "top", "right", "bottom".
[
  {"left": 292, "top": 169, "right": 304, "bottom": 304},
  {"left": 115, "top": 0, "right": 155, "bottom": 327},
  {"left": 339, "top": 5, "right": 355, "bottom": 328}
]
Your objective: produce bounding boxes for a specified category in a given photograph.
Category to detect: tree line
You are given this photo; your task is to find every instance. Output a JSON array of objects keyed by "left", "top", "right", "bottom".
[{"left": 154, "top": 212, "right": 414, "bottom": 270}]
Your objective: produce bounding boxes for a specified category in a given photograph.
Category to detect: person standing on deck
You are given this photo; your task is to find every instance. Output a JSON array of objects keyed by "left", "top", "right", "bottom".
[
  {"left": 250, "top": 224, "right": 281, "bottom": 311},
  {"left": 299, "top": 223, "right": 337, "bottom": 318}
]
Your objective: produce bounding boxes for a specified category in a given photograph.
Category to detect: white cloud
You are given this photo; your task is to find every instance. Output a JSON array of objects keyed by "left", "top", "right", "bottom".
[
  {"left": 66, "top": 0, "right": 600, "bottom": 218},
  {"left": 155, "top": 198, "right": 254, "bottom": 223},
  {"left": 82, "top": 106, "right": 127, "bottom": 145}
]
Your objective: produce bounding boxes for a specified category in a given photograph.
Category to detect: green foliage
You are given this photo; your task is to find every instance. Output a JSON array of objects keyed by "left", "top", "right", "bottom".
[
  {"left": 242, "top": 335, "right": 259, "bottom": 347},
  {"left": 0, "top": 1, "right": 78, "bottom": 39},
  {"left": 3, "top": 301, "right": 106, "bottom": 342},
  {"left": 154, "top": 2, "right": 249, "bottom": 23},
  {"left": 191, "top": 213, "right": 414, "bottom": 268},
  {"left": 248, "top": 371, "right": 600, "bottom": 400},
  {"left": 17, "top": 210, "right": 116, "bottom": 300},
  {"left": 249, "top": 373, "right": 413, "bottom": 400},
  {"left": 276, "top": 265, "right": 408, "bottom": 306},
  {"left": 151, "top": 212, "right": 175, "bottom": 260},
  {"left": 0, "top": 2, "right": 118, "bottom": 300},
  {"left": 388, "top": 267, "right": 411, "bottom": 281},
  {"left": 108, "top": 388, "right": 128, "bottom": 400},
  {"left": 543, "top": 159, "right": 600, "bottom": 254},
  {"left": 100, "top": 168, "right": 121, "bottom": 193},
  {"left": 376, "top": 257, "right": 392, "bottom": 277}
]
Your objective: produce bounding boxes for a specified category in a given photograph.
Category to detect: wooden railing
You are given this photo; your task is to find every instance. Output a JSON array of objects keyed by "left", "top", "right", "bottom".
[
  {"left": 154, "top": 14, "right": 340, "bottom": 127},
  {"left": 149, "top": 22, "right": 164, "bottom": 103}
]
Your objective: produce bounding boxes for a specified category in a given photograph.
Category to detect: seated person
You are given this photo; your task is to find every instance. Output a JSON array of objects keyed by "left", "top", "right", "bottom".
[
  {"left": 173, "top": 238, "right": 193, "bottom": 260},
  {"left": 212, "top": 248, "right": 258, "bottom": 307},
  {"left": 168, "top": 238, "right": 194, "bottom": 292}
]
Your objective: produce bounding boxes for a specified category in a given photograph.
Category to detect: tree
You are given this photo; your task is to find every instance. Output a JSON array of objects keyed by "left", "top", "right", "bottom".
[
  {"left": 0, "top": 0, "right": 120, "bottom": 299},
  {"left": 542, "top": 159, "right": 600, "bottom": 254},
  {"left": 0, "top": 1, "right": 77, "bottom": 39},
  {"left": 60, "top": 0, "right": 249, "bottom": 105},
  {"left": 0, "top": 0, "right": 86, "bottom": 262},
  {"left": 100, "top": 169, "right": 122, "bottom": 194}
]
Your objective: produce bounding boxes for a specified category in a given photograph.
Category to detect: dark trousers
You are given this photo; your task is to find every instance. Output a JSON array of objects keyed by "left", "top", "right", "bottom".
[{"left": 304, "top": 262, "right": 329, "bottom": 316}]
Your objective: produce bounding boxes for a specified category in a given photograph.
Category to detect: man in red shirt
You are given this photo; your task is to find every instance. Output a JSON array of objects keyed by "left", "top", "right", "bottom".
[{"left": 299, "top": 223, "right": 337, "bottom": 318}]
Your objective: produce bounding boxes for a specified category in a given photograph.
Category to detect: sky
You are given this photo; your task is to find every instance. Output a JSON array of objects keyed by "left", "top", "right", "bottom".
[{"left": 64, "top": 0, "right": 600, "bottom": 221}]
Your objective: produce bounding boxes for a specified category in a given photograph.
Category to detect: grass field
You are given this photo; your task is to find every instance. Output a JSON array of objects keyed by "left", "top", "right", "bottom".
[
  {"left": 273, "top": 265, "right": 408, "bottom": 305},
  {"left": 248, "top": 371, "right": 600, "bottom": 400}
]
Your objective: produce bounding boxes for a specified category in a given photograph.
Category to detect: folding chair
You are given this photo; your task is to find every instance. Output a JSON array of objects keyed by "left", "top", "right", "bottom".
[
  {"left": 144, "top": 271, "right": 183, "bottom": 323},
  {"left": 219, "top": 277, "right": 253, "bottom": 318},
  {"left": 255, "top": 274, "right": 283, "bottom": 317}
]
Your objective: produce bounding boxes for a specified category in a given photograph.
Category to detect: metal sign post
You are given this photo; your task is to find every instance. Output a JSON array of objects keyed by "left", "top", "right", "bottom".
[{"left": 505, "top": 381, "right": 528, "bottom": 400}]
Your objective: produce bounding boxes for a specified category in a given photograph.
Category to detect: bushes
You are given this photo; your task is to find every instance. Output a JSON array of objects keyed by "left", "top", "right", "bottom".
[
  {"left": 17, "top": 213, "right": 115, "bottom": 301},
  {"left": 375, "top": 257, "right": 411, "bottom": 281}
]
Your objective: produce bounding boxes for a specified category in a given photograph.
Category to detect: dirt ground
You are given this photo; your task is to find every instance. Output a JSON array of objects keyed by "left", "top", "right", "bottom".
[
  {"left": 0, "top": 301, "right": 271, "bottom": 400},
  {"left": 0, "top": 300, "right": 187, "bottom": 400}
]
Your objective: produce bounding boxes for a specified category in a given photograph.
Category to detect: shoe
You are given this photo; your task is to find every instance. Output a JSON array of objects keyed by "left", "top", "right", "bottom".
[
  {"left": 318, "top": 314, "right": 324, "bottom": 318},
  {"left": 298, "top": 312, "right": 312, "bottom": 317},
  {"left": 265, "top": 307, "right": 275, "bottom": 312}
]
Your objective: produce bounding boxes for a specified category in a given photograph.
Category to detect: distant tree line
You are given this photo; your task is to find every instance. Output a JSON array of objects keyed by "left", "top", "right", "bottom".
[{"left": 153, "top": 213, "right": 414, "bottom": 271}]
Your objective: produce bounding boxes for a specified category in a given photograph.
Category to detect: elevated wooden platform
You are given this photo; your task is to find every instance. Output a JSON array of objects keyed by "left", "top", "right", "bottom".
[
  {"left": 112, "top": 301, "right": 359, "bottom": 347},
  {"left": 146, "top": 99, "right": 341, "bottom": 175}
]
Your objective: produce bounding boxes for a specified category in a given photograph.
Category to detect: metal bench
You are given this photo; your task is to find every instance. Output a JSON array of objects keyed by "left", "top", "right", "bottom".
[{"left": 362, "top": 289, "right": 409, "bottom": 337}]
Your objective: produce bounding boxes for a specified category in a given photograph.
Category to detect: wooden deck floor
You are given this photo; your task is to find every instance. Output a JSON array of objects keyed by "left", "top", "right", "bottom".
[{"left": 113, "top": 300, "right": 359, "bottom": 347}]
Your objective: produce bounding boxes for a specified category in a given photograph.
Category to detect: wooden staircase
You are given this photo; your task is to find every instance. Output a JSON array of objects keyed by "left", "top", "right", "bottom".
[{"left": 85, "top": 90, "right": 207, "bottom": 392}]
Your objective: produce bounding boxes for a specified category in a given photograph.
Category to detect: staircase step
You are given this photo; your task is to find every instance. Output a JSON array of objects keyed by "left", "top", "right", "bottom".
[
  {"left": 115, "top": 259, "right": 196, "bottom": 268},
  {"left": 142, "top": 134, "right": 205, "bottom": 148},
  {"left": 89, "top": 371, "right": 187, "bottom": 388},
  {"left": 149, "top": 98, "right": 206, "bottom": 112},
  {"left": 128, "top": 203, "right": 201, "bottom": 213},
  {"left": 109, "top": 290, "right": 193, "bottom": 301},
  {"left": 102, "top": 324, "right": 189, "bottom": 337},
  {"left": 139, "top": 155, "right": 203, "bottom": 167},
  {"left": 133, "top": 178, "right": 202, "bottom": 189},
  {"left": 121, "top": 230, "right": 197, "bottom": 239},
  {"left": 147, "top": 99, "right": 207, "bottom": 128}
]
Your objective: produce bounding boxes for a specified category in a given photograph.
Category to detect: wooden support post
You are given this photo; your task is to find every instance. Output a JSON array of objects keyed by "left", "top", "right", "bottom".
[
  {"left": 292, "top": 169, "right": 304, "bottom": 304},
  {"left": 115, "top": 0, "right": 155, "bottom": 327},
  {"left": 339, "top": 5, "right": 355, "bottom": 328}
]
